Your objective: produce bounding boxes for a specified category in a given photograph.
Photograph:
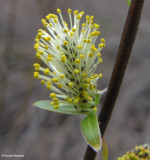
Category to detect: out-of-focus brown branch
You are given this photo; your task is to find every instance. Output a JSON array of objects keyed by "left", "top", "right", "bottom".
[
  {"left": 83, "top": 0, "right": 145, "bottom": 159},
  {"left": 0, "top": 0, "right": 17, "bottom": 130}
]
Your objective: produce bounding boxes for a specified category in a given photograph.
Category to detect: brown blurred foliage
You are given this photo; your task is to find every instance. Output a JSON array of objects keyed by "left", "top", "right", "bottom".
[{"left": 0, "top": 0, "right": 150, "bottom": 159}]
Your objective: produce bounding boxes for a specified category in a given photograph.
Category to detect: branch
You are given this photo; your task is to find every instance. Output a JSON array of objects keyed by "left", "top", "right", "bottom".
[{"left": 83, "top": 0, "right": 145, "bottom": 159}]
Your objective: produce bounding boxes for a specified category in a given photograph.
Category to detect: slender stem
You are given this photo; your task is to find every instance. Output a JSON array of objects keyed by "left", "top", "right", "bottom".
[{"left": 83, "top": 0, "right": 145, "bottom": 159}]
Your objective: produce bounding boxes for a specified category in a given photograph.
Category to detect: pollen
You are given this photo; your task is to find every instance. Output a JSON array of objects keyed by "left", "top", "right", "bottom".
[
  {"left": 68, "top": 83, "right": 73, "bottom": 88},
  {"left": 57, "top": 8, "right": 61, "bottom": 13},
  {"left": 49, "top": 92, "right": 56, "bottom": 98},
  {"left": 74, "top": 70, "right": 79, "bottom": 74},
  {"left": 68, "top": 9, "right": 71, "bottom": 13},
  {"left": 64, "top": 41, "right": 68, "bottom": 46},
  {"left": 75, "top": 59, "right": 80, "bottom": 63},
  {"left": 93, "top": 107, "right": 97, "bottom": 111},
  {"left": 41, "top": 80, "right": 45, "bottom": 85},
  {"left": 88, "top": 52, "right": 93, "bottom": 57},
  {"left": 60, "top": 75, "right": 65, "bottom": 79},
  {"left": 44, "top": 68, "right": 50, "bottom": 75},
  {"left": 34, "top": 72, "right": 39, "bottom": 78},
  {"left": 99, "top": 73, "right": 103, "bottom": 78},
  {"left": 54, "top": 105, "right": 59, "bottom": 109},
  {"left": 80, "top": 54, "right": 85, "bottom": 59},
  {"left": 78, "top": 45, "right": 82, "bottom": 49}
]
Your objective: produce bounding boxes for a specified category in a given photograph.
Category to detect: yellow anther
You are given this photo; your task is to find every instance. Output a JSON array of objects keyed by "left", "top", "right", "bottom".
[
  {"left": 49, "top": 92, "right": 56, "bottom": 98},
  {"left": 46, "top": 85, "right": 51, "bottom": 90},
  {"left": 68, "top": 98, "right": 72, "bottom": 103},
  {"left": 95, "top": 31, "right": 100, "bottom": 36},
  {"left": 73, "top": 98, "right": 79, "bottom": 104},
  {"left": 52, "top": 98, "right": 59, "bottom": 101},
  {"left": 70, "top": 32, "right": 74, "bottom": 36},
  {"left": 54, "top": 105, "right": 59, "bottom": 109},
  {"left": 94, "top": 23, "right": 99, "bottom": 29},
  {"left": 86, "top": 15, "right": 90, "bottom": 20},
  {"left": 87, "top": 39, "right": 91, "bottom": 43},
  {"left": 36, "top": 53, "right": 41, "bottom": 59},
  {"left": 87, "top": 78, "right": 91, "bottom": 83},
  {"left": 65, "top": 97, "right": 69, "bottom": 101},
  {"left": 74, "top": 10, "right": 78, "bottom": 15},
  {"left": 90, "top": 84, "right": 94, "bottom": 90},
  {"left": 101, "top": 38, "right": 105, "bottom": 43},
  {"left": 83, "top": 83, "right": 88, "bottom": 89},
  {"left": 99, "top": 73, "right": 103, "bottom": 78},
  {"left": 64, "top": 41, "right": 68, "bottom": 46},
  {"left": 41, "top": 80, "right": 45, "bottom": 85},
  {"left": 82, "top": 23, "right": 85, "bottom": 27},
  {"left": 68, "top": 83, "right": 73, "bottom": 87},
  {"left": 35, "top": 67, "right": 39, "bottom": 71},
  {"left": 41, "top": 19, "right": 46, "bottom": 23},
  {"left": 57, "top": 8, "right": 61, "bottom": 13},
  {"left": 52, "top": 78, "right": 59, "bottom": 83},
  {"left": 80, "top": 54, "right": 85, "bottom": 59},
  {"left": 38, "top": 51, "right": 43, "bottom": 55},
  {"left": 75, "top": 59, "right": 80, "bottom": 64},
  {"left": 49, "top": 23, "right": 52, "bottom": 27},
  {"left": 98, "top": 43, "right": 103, "bottom": 48},
  {"left": 77, "top": 45, "right": 82, "bottom": 49},
  {"left": 57, "top": 84, "right": 62, "bottom": 88},
  {"left": 35, "top": 38, "right": 39, "bottom": 42},
  {"left": 88, "top": 96, "right": 93, "bottom": 101},
  {"left": 47, "top": 81, "right": 51, "bottom": 85},
  {"left": 82, "top": 91, "right": 87, "bottom": 97},
  {"left": 43, "top": 22, "right": 48, "bottom": 27},
  {"left": 56, "top": 45, "right": 60, "bottom": 50},
  {"left": 88, "top": 52, "right": 93, "bottom": 57},
  {"left": 81, "top": 29, "right": 84, "bottom": 32},
  {"left": 99, "top": 58, "right": 103, "bottom": 63},
  {"left": 102, "top": 43, "right": 105, "bottom": 47},
  {"left": 44, "top": 37, "right": 48, "bottom": 41},
  {"left": 47, "top": 57, "right": 52, "bottom": 61},
  {"left": 68, "top": 9, "right": 71, "bottom": 13},
  {"left": 63, "top": 28, "right": 68, "bottom": 33},
  {"left": 77, "top": 14, "right": 81, "bottom": 19},
  {"left": 46, "top": 15, "right": 50, "bottom": 20},
  {"left": 94, "top": 74, "right": 98, "bottom": 78},
  {"left": 54, "top": 18, "right": 58, "bottom": 23},
  {"left": 72, "top": 28, "right": 76, "bottom": 32},
  {"left": 81, "top": 11, "right": 84, "bottom": 15},
  {"left": 82, "top": 73, "right": 86, "bottom": 77},
  {"left": 90, "top": 16, "right": 94, "bottom": 20},
  {"left": 90, "top": 76, "right": 94, "bottom": 79},
  {"left": 60, "top": 75, "right": 65, "bottom": 79},
  {"left": 74, "top": 70, "right": 79, "bottom": 74},
  {"left": 38, "top": 29, "right": 42, "bottom": 32},
  {"left": 45, "top": 45, "right": 48, "bottom": 50},
  {"left": 44, "top": 68, "right": 50, "bottom": 75},
  {"left": 50, "top": 102, "right": 54, "bottom": 105},
  {"left": 34, "top": 72, "right": 39, "bottom": 78},
  {"left": 97, "top": 53, "right": 101, "bottom": 57},
  {"left": 33, "top": 63, "right": 40, "bottom": 68},
  {"left": 93, "top": 107, "right": 97, "bottom": 111}
]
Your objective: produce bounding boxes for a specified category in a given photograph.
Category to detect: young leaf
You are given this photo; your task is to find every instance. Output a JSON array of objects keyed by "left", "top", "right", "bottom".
[
  {"left": 33, "top": 100, "right": 81, "bottom": 114},
  {"left": 80, "top": 111, "right": 102, "bottom": 152},
  {"left": 127, "top": 0, "right": 131, "bottom": 6},
  {"left": 102, "top": 137, "right": 108, "bottom": 160}
]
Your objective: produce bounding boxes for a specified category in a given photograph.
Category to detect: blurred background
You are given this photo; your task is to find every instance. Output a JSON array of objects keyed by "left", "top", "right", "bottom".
[{"left": 0, "top": 0, "right": 150, "bottom": 159}]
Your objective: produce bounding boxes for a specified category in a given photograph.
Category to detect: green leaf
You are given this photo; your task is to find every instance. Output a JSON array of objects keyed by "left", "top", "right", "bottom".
[
  {"left": 80, "top": 112, "right": 102, "bottom": 152},
  {"left": 33, "top": 100, "right": 81, "bottom": 114},
  {"left": 127, "top": 0, "right": 131, "bottom": 6},
  {"left": 102, "top": 137, "right": 108, "bottom": 160},
  {"left": 95, "top": 94, "right": 101, "bottom": 106}
]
